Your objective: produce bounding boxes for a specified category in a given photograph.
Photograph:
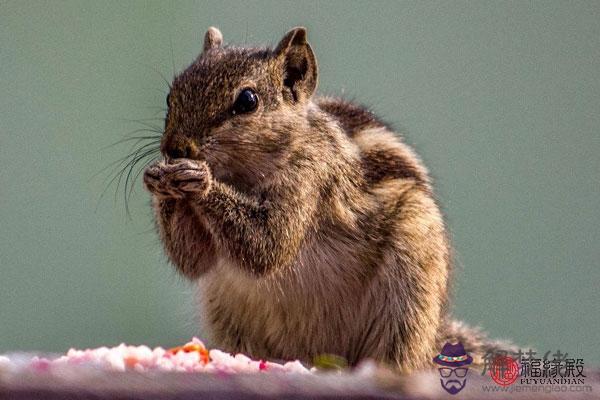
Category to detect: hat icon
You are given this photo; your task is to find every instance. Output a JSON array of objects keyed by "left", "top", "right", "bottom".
[{"left": 433, "top": 342, "right": 473, "bottom": 367}]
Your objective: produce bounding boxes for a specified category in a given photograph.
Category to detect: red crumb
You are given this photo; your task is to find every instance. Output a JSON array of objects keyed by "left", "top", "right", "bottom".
[
  {"left": 124, "top": 356, "right": 138, "bottom": 369},
  {"left": 259, "top": 360, "right": 268, "bottom": 371},
  {"left": 168, "top": 343, "right": 210, "bottom": 365}
]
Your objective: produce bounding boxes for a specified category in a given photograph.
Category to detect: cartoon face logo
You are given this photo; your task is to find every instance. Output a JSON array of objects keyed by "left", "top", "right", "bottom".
[
  {"left": 433, "top": 342, "right": 473, "bottom": 395},
  {"left": 438, "top": 365, "right": 469, "bottom": 394}
]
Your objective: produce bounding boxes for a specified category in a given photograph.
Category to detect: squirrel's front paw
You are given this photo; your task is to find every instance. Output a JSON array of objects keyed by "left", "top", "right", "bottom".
[{"left": 143, "top": 159, "right": 212, "bottom": 199}]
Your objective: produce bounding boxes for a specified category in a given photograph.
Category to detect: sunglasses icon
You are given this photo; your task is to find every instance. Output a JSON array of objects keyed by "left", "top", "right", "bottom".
[{"left": 438, "top": 367, "right": 468, "bottom": 378}]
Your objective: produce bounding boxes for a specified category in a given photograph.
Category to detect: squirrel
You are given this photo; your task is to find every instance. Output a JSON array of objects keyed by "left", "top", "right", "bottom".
[{"left": 143, "top": 26, "right": 509, "bottom": 373}]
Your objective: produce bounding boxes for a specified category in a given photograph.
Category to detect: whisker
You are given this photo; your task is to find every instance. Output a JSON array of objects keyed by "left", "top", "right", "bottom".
[
  {"left": 96, "top": 143, "right": 160, "bottom": 214},
  {"left": 147, "top": 87, "right": 168, "bottom": 96},
  {"left": 118, "top": 117, "right": 166, "bottom": 124},
  {"left": 90, "top": 138, "right": 160, "bottom": 185},
  {"left": 98, "top": 150, "right": 150, "bottom": 208},
  {"left": 122, "top": 119, "right": 164, "bottom": 133},
  {"left": 117, "top": 145, "right": 161, "bottom": 195},
  {"left": 100, "top": 135, "right": 161, "bottom": 151},
  {"left": 132, "top": 61, "right": 172, "bottom": 91},
  {"left": 121, "top": 128, "right": 163, "bottom": 138},
  {"left": 169, "top": 35, "right": 176, "bottom": 78},
  {"left": 141, "top": 106, "right": 168, "bottom": 115},
  {"left": 123, "top": 149, "right": 160, "bottom": 217},
  {"left": 119, "top": 147, "right": 161, "bottom": 217},
  {"left": 103, "top": 140, "right": 162, "bottom": 180},
  {"left": 154, "top": 68, "right": 172, "bottom": 91},
  {"left": 127, "top": 154, "right": 160, "bottom": 203}
]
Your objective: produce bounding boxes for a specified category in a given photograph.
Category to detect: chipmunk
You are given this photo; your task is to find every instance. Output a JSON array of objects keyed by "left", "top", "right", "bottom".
[{"left": 143, "top": 26, "right": 508, "bottom": 372}]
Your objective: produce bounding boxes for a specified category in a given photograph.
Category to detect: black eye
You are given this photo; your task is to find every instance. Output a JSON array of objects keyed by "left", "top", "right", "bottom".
[
  {"left": 166, "top": 93, "right": 171, "bottom": 106},
  {"left": 232, "top": 88, "right": 258, "bottom": 115}
]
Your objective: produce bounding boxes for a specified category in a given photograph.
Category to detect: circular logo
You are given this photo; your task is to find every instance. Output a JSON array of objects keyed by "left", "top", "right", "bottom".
[{"left": 489, "top": 355, "right": 519, "bottom": 386}]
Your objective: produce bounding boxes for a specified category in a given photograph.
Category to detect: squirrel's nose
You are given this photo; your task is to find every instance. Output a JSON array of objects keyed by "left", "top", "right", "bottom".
[
  {"left": 161, "top": 137, "right": 200, "bottom": 161},
  {"left": 166, "top": 146, "right": 189, "bottom": 159}
]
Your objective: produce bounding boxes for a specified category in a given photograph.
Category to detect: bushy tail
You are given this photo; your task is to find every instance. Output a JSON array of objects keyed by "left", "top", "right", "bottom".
[{"left": 440, "top": 319, "right": 516, "bottom": 367}]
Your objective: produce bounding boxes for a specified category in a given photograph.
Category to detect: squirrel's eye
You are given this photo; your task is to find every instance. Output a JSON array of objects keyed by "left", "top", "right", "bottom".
[{"left": 232, "top": 88, "right": 258, "bottom": 115}]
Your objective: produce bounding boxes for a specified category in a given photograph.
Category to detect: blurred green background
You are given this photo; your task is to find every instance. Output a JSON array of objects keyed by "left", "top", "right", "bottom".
[{"left": 1, "top": 1, "right": 598, "bottom": 364}]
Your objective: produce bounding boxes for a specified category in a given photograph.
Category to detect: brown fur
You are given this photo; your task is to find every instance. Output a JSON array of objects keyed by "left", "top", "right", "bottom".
[{"left": 143, "top": 27, "right": 509, "bottom": 372}]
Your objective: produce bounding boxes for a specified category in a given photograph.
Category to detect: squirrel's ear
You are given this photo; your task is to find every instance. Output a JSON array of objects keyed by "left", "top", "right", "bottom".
[
  {"left": 274, "top": 27, "right": 318, "bottom": 102},
  {"left": 203, "top": 27, "right": 223, "bottom": 52}
]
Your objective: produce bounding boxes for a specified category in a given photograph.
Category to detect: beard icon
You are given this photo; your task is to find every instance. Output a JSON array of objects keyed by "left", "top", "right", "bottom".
[
  {"left": 440, "top": 373, "right": 468, "bottom": 395},
  {"left": 433, "top": 342, "right": 473, "bottom": 395}
]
